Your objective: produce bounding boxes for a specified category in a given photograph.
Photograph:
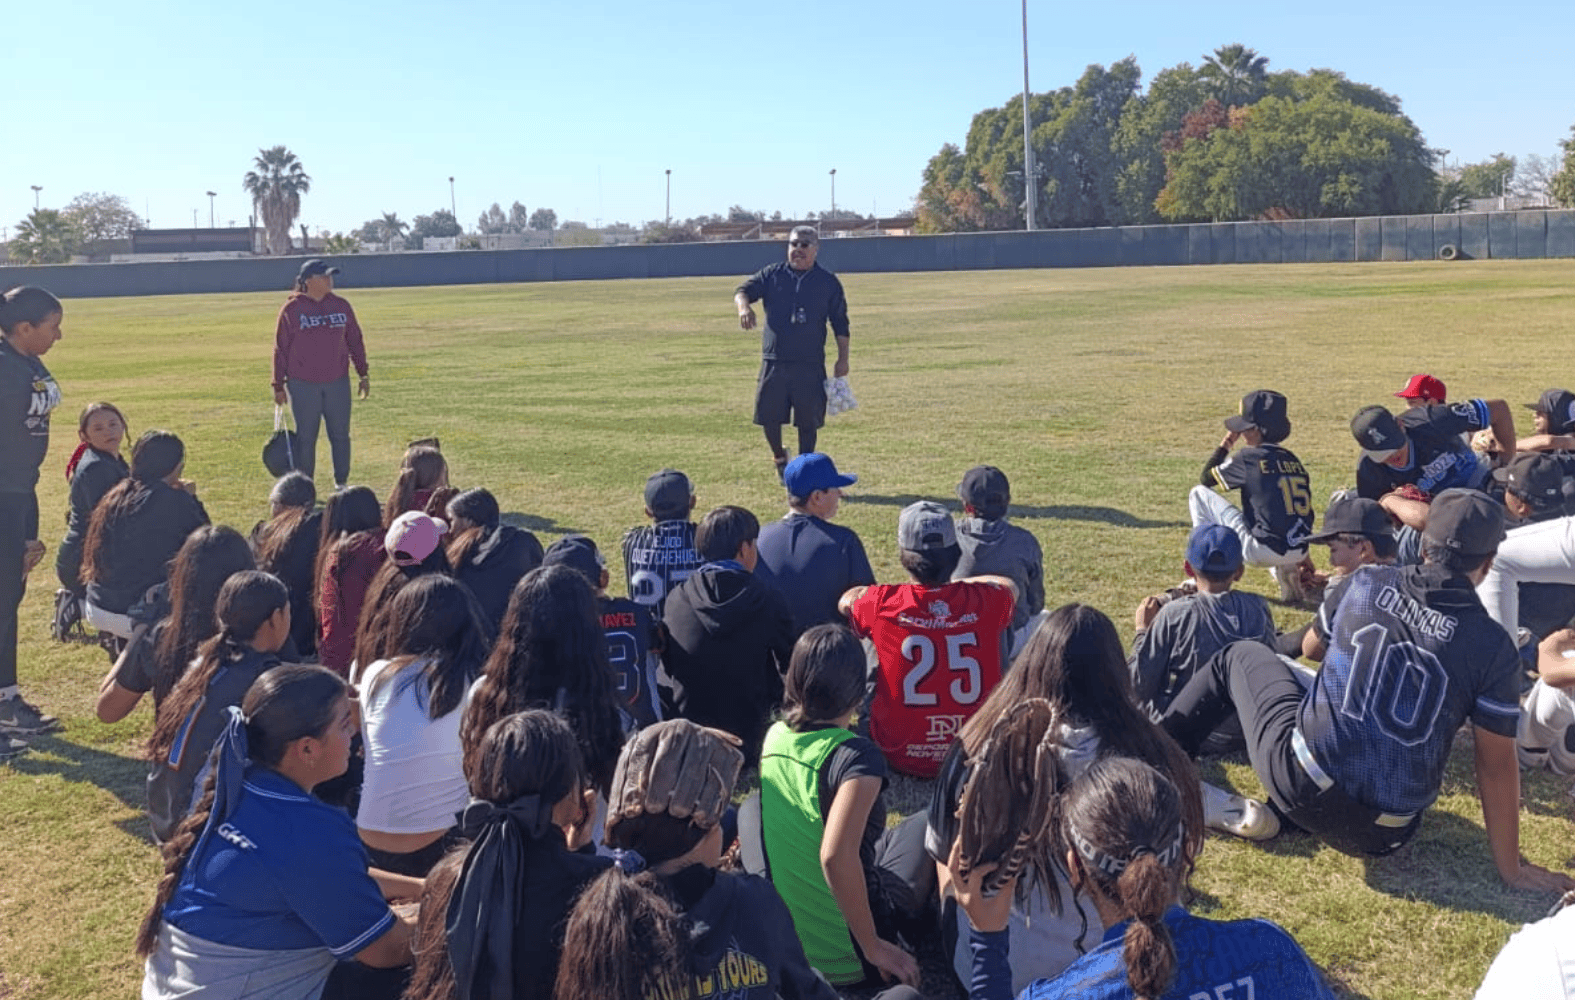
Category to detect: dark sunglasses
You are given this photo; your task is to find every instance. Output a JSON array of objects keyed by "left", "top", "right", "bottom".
[{"left": 789, "top": 240, "right": 816, "bottom": 248}]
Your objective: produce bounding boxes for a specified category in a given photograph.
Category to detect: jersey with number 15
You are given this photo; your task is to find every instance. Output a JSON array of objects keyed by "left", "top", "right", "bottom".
[
  {"left": 847, "top": 580, "right": 1015, "bottom": 778},
  {"left": 1210, "top": 442, "right": 1314, "bottom": 554}
]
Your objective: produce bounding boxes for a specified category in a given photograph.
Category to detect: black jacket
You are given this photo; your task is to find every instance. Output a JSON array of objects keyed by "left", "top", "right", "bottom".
[
  {"left": 660, "top": 564, "right": 794, "bottom": 759},
  {"left": 455, "top": 523, "right": 544, "bottom": 632},
  {"left": 85, "top": 480, "right": 209, "bottom": 614},
  {"left": 56, "top": 448, "right": 128, "bottom": 592}
]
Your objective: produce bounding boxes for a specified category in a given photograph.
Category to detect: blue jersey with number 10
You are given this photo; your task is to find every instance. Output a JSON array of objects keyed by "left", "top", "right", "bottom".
[{"left": 1298, "top": 563, "right": 1520, "bottom": 815}]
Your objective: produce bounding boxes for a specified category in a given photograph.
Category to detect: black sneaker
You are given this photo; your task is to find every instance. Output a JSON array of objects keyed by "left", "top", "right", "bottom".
[
  {"left": 0, "top": 733, "right": 28, "bottom": 760},
  {"left": 0, "top": 695, "right": 62, "bottom": 735}
]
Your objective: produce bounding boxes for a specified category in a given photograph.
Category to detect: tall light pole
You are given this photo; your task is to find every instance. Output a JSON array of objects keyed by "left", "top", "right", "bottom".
[
  {"left": 829, "top": 169, "right": 837, "bottom": 220},
  {"left": 205, "top": 191, "right": 217, "bottom": 227},
  {"left": 1021, "top": 0, "right": 1037, "bottom": 231},
  {"left": 193, "top": 208, "right": 198, "bottom": 227},
  {"left": 30, "top": 185, "right": 41, "bottom": 209},
  {"left": 665, "top": 169, "right": 671, "bottom": 227},
  {"left": 448, "top": 176, "right": 456, "bottom": 226}
]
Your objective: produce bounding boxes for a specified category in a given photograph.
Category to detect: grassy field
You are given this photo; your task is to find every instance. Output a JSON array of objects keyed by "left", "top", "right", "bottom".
[{"left": 3, "top": 259, "right": 1574, "bottom": 998}]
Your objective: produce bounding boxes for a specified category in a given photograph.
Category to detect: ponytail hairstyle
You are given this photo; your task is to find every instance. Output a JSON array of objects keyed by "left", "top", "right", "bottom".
[
  {"left": 146, "top": 571, "right": 289, "bottom": 763},
  {"left": 445, "top": 487, "right": 501, "bottom": 570},
  {"left": 255, "top": 472, "right": 316, "bottom": 569},
  {"left": 383, "top": 446, "right": 448, "bottom": 528},
  {"left": 350, "top": 545, "right": 453, "bottom": 676},
  {"left": 461, "top": 564, "right": 624, "bottom": 792},
  {"left": 553, "top": 867, "right": 691, "bottom": 1000},
  {"left": 81, "top": 430, "right": 186, "bottom": 583},
  {"left": 1063, "top": 756, "right": 1187, "bottom": 1000},
  {"left": 957, "top": 603, "right": 1203, "bottom": 867},
  {"left": 314, "top": 485, "right": 382, "bottom": 598},
  {"left": 363, "top": 574, "right": 491, "bottom": 720},
  {"left": 781, "top": 623, "right": 866, "bottom": 731},
  {"left": 0, "top": 285, "right": 62, "bottom": 334},
  {"left": 136, "top": 662, "right": 347, "bottom": 957},
  {"left": 442, "top": 711, "right": 588, "bottom": 1000},
  {"left": 151, "top": 526, "right": 258, "bottom": 703}
]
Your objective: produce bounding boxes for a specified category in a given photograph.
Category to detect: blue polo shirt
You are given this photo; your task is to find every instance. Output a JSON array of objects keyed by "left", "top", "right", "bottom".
[{"left": 163, "top": 767, "right": 393, "bottom": 959}]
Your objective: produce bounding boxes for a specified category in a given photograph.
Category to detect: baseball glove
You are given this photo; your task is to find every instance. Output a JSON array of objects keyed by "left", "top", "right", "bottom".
[
  {"left": 1393, "top": 483, "right": 1431, "bottom": 504},
  {"left": 605, "top": 719, "right": 744, "bottom": 841},
  {"left": 953, "top": 698, "right": 1061, "bottom": 899}
]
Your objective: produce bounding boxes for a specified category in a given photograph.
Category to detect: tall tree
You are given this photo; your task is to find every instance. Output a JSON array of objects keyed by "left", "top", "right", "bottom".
[
  {"left": 508, "top": 201, "right": 529, "bottom": 233},
  {"left": 478, "top": 203, "right": 507, "bottom": 235},
  {"left": 1554, "top": 126, "right": 1575, "bottom": 208},
  {"left": 1200, "top": 44, "right": 1269, "bottom": 108},
  {"left": 378, "top": 211, "right": 407, "bottom": 250},
  {"left": 62, "top": 192, "right": 143, "bottom": 243},
  {"left": 408, "top": 209, "right": 462, "bottom": 245},
  {"left": 1156, "top": 93, "right": 1434, "bottom": 221},
  {"left": 242, "top": 146, "right": 311, "bottom": 255},
  {"left": 11, "top": 209, "right": 80, "bottom": 264},
  {"left": 528, "top": 208, "right": 557, "bottom": 231},
  {"left": 1455, "top": 154, "right": 1516, "bottom": 199}
]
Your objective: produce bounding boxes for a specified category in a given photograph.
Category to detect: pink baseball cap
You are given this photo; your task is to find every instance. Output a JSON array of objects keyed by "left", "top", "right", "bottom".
[
  {"left": 385, "top": 511, "right": 448, "bottom": 566},
  {"left": 1394, "top": 374, "right": 1446, "bottom": 402}
]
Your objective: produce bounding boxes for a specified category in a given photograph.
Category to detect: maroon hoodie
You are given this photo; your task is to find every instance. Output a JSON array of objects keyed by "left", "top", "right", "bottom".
[{"left": 272, "top": 291, "right": 368, "bottom": 387}]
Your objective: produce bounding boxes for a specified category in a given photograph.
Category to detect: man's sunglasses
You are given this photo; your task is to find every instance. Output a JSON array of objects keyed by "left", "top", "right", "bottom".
[{"left": 790, "top": 240, "right": 816, "bottom": 248}]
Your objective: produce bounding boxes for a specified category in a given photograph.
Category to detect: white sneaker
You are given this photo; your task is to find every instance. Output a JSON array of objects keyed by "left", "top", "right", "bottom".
[{"left": 1202, "top": 781, "right": 1280, "bottom": 841}]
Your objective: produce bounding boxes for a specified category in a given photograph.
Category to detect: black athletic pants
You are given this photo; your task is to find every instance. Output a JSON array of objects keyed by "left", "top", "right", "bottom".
[
  {"left": 1160, "top": 640, "right": 1421, "bottom": 856},
  {"left": 0, "top": 491, "right": 39, "bottom": 690}
]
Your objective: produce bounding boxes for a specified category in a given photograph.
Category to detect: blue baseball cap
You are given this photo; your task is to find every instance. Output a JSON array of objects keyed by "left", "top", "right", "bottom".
[
  {"left": 783, "top": 453, "right": 857, "bottom": 497},
  {"left": 1186, "top": 524, "right": 1243, "bottom": 575}
]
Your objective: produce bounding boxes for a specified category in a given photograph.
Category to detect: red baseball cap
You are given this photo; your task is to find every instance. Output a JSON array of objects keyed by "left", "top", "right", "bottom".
[{"left": 1394, "top": 374, "right": 1446, "bottom": 402}]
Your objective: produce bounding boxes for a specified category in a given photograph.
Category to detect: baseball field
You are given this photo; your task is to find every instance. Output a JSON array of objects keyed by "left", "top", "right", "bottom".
[{"left": 2, "top": 259, "right": 1573, "bottom": 998}]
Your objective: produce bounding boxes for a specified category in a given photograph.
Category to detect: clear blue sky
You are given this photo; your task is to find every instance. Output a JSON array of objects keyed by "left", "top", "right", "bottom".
[{"left": 5, "top": 0, "right": 1570, "bottom": 237}]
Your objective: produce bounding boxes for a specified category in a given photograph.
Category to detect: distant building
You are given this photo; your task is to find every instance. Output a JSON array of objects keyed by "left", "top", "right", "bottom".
[
  {"left": 697, "top": 216, "right": 917, "bottom": 241},
  {"left": 118, "top": 227, "right": 260, "bottom": 261}
]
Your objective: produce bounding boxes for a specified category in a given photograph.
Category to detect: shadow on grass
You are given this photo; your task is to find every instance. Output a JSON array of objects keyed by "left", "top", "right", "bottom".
[
  {"left": 500, "top": 510, "right": 585, "bottom": 536},
  {"left": 9, "top": 733, "right": 147, "bottom": 816},
  {"left": 847, "top": 494, "right": 1187, "bottom": 529},
  {"left": 1359, "top": 809, "right": 1565, "bottom": 924}
]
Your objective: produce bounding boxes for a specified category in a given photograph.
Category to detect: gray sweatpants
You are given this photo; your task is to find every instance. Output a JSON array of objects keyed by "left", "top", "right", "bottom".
[{"left": 289, "top": 375, "right": 353, "bottom": 485}]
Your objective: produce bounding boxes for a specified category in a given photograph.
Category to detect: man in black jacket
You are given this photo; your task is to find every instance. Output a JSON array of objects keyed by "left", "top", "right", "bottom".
[{"left": 660, "top": 505, "right": 795, "bottom": 763}]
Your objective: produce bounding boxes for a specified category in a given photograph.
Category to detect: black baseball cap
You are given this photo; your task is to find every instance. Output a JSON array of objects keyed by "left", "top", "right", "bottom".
[
  {"left": 958, "top": 465, "right": 1010, "bottom": 519},
  {"left": 1351, "top": 406, "right": 1406, "bottom": 461},
  {"left": 1495, "top": 452, "right": 1566, "bottom": 509},
  {"left": 1527, "top": 389, "right": 1575, "bottom": 435},
  {"left": 1422, "top": 488, "right": 1505, "bottom": 558},
  {"left": 1224, "top": 390, "right": 1290, "bottom": 438},
  {"left": 298, "top": 258, "right": 340, "bottom": 278},
  {"left": 542, "top": 534, "right": 605, "bottom": 585},
  {"left": 644, "top": 469, "right": 693, "bottom": 521},
  {"left": 1305, "top": 496, "right": 1393, "bottom": 545}
]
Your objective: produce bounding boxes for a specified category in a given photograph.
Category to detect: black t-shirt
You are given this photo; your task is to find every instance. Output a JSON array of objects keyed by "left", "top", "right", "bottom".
[
  {"left": 813, "top": 731, "right": 889, "bottom": 886},
  {"left": 1209, "top": 443, "right": 1314, "bottom": 554},
  {"left": 111, "top": 619, "right": 166, "bottom": 696},
  {"left": 1355, "top": 400, "right": 1490, "bottom": 500}
]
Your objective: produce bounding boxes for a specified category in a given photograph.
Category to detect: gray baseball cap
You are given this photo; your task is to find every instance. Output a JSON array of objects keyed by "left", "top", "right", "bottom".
[{"left": 898, "top": 501, "right": 957, "bottom": 552}]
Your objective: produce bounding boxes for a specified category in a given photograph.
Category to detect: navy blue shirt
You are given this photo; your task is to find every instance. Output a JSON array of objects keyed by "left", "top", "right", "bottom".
[
  {"left": 1300, "top": 563, "right": 1521, "bottom": 815},
  {"left": 1356, "top": 399, "right": 1491, "bottom": 500},
  {"left": 754, "top": 512, "right": 874, "bottom": 635},
  {"left": 736, "top": 262, "right": 850, "bottom": 364}
]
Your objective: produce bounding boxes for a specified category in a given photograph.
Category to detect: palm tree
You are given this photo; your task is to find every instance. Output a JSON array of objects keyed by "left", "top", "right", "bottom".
[
  {"left": 11, "top": 209, "right": 80, "bottom": 264},
  {"left": 378, "top": 211, "right": 408, "bottom": 251},
  {"left": 1201, "top": 44, "right": 1269, "bottom": 108},
  {"left": 242, "top": 146, "right": 311, "bottom": 255}
]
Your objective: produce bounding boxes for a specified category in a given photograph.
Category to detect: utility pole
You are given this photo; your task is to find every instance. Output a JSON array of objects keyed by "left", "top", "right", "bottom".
[
  {"left": 1021, "top": 0, "right": 1037, "bottom": 231},
  {"left": 665, "top": 169, "right": 672, "bottom": 227},
  {"left": 206, "top": 191, "right": 217, "bottom": 227},
  {"left": 830, "top": 169, "right": 837, "bottom": 221},
  {"left": 448, "top": 176, "right": 457, "bottom": 225}
]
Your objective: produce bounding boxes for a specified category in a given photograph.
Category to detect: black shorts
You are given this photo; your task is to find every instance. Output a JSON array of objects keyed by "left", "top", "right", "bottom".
[{"left": 754, "top": 360, "right": 826, "bottom": 429}]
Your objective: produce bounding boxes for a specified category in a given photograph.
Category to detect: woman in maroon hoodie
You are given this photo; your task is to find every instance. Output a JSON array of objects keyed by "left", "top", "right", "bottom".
[{"left": 271, "top": 259, "right": 370, "bottom": 489}]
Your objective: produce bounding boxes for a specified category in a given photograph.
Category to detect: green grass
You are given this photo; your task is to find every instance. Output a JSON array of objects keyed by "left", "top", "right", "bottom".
[{"left": 4, "top": 259, "right": 1575, "bottom": 998}]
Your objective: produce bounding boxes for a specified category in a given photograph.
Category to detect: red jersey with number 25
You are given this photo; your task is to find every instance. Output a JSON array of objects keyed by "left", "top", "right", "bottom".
[{"left": 848, "top": 580, "right": 1014, "bottom": 777}]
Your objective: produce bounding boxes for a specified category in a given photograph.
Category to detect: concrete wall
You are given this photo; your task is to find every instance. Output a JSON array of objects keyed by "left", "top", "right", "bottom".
[{"left": 3, "top": 210, "right": 1570, "bottom": 299}]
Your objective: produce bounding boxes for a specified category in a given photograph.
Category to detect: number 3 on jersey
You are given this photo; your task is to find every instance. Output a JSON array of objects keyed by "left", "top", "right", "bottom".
[{"left": 899, "top": 632, "right": 983, "bottom": 706}]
